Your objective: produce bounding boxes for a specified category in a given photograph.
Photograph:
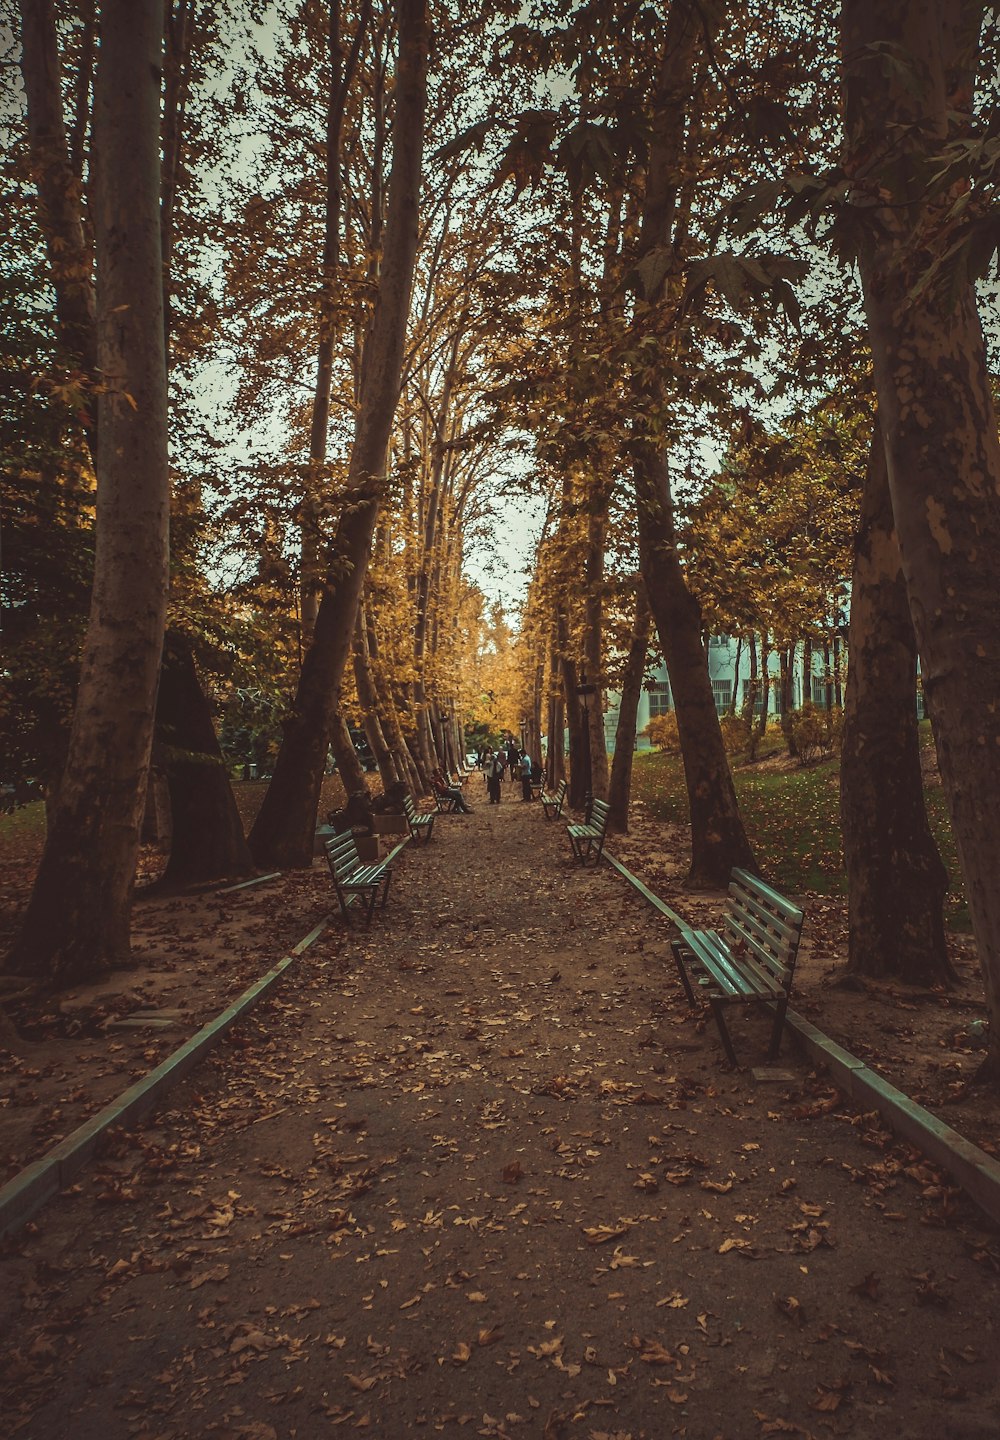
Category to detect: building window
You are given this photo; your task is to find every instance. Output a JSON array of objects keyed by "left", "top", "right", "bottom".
[
  {"left": 742, "top": 679, "right": 769, "bottom": 718},
  {"left": 648, "top": 681, "right": 671, "bottom": 716},
  {"left": 712, "top": 678, "right": 732, "bottom": 714},
  {"left": 709, "top": 634, "right": 729, "bottom": 648},
  {"left": 811, "top": 677, "right": 827, "bottom": 706}
]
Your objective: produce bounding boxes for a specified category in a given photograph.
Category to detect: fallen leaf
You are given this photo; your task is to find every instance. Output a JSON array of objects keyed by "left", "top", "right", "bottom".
[{"left": 582, "top": 1223, "right": 630, "bottom": 1245}]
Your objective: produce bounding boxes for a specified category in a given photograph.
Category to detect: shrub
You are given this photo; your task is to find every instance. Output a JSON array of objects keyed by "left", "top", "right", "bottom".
[
  {"left": 719, "top": 712, "right": 750, "bottom": 754},
  {"left": 790, "top": 702, "right": 832, "bottom": 763},
  {"left": 644, "top": 711, "right": 680, "bottom": 753}
]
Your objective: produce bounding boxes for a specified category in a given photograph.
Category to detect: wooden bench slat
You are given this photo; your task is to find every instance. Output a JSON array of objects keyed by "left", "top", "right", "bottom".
[
  {"left": 324, "top": 834, "right": 393, "bottom": 925},
  {"left": 731, "top": 867, "right": 804, "bottom": 924},
  {"left": 729, "top": 881, "right": 802, "bottom": 947},
  {"left": 670, "top": 868, "right": 805, "bottom": 1065},
  {"left": 566, "top": 798, "right": 611, "bottom": 865}
]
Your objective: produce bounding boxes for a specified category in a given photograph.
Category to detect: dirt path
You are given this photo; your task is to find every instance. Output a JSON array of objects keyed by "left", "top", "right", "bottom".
[{"left": 3, "top": 786, "right": 1000, "bottom": 1439}]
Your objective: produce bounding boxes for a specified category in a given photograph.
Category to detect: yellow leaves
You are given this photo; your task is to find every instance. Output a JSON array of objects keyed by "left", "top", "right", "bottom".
[
  {"left": 718, "top": 1237, "right": 753, "bottom": 1254},
  {"left": 189, "top": 1263, "right": 230, "bottom": 1289},
  {"left": 581, "top": 1221, "right": 630, "bottom": 1245},
  {"left": 452, "top": 1341, "right": 472, "bottom": 1364},
  {"left": 346, "top": 1373, "right": 377, "bottom": 1392}
]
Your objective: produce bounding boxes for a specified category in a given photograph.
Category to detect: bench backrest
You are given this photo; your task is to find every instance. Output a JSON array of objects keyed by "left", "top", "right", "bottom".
[
  {"left": 723, "top": 866, "right": 804, "bottom": 988},
  {"left": 555, "top": 779, "right": 567, "bottom": 802},
  {"left": 589, "top": 798, "right": 611, "bottom": 832},
  {"left": 402, "top": 793, "right": 418, "bottom": 819},
  {"left": 325, "top": 831, "right": 361, "bottom": 883}
]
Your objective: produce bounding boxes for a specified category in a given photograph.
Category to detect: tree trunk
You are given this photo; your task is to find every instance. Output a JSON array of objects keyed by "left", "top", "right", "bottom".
[
  {"left": 843, "top": 0, "right": 1000, "bottom": 1071},
  {"left": 802, "top": 637, "right": 813, "bottom": 707},
  {"left": 779, "top": 648, "right": 797, "bottom": 757},
  {"left": 19, "top": 0, "right": 98, "bottom": 445},
  {"left": 728, "top": 635, "right": 742, "bottom": 716},
  {"left": 607, "top": 582, "right": 651, "bottom": 832},
  {"left": 840, "top": 422, "right": 951, "bottom": 983},
  {"left": 156, "top": 632, "right": 255, "bottom": 888},
  {"left": 352, "top": 604, "right": 398, "bottom": 788},
  {"left": 634, "top": 448, "right": 756, "bottom": 885},
  {"left": 248, "top": 0, "right": 428, "bottom": 869},
  {"left": 583, "top": 505, "right": 611, "bottom": 800},
  {"left": 625, "top": 0, "right": 752, "bottom": 886},
  {"left": 301, "top": 0, "right": 370, "bottom": 636},
  {"left": 329, "top": 710, "right": 369, "bottom": 798},
  {"left": 6, "top": 0, "right": 168, "bottom": 984}
]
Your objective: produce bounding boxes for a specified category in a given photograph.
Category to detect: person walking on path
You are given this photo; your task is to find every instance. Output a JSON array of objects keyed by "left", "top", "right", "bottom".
[
  {"left": 495, "top": 748, "right": 508, "bottom": 788},
  {"left": 519, "top": 751, "right": 533, "bottom": 801},
  {"left": 486, "top": 751, "right": 504, "bottom": 804}
]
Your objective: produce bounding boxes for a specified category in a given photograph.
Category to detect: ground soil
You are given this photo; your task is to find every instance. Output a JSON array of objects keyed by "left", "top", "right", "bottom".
[{"left": 1, "top": 778, "right": 999, "bottom": 1439}]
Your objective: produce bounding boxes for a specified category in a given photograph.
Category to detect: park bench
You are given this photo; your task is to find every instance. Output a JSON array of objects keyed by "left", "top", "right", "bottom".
[
  {"left": 540, "top": 778, "right": 567, "bottom": 820},
  {"left": 431, "top": 777, "right": 462, "bottom": 813},
  {"left": 567, "top": 797, "right": 611, "bottom": 865},
  {"left": 669, "top": 867, "right": 805, "bottom": 1065},
  {"left": 402, "top": 792, "right": 436, "bottom": 842},
  {"left": 324, "top": 832, "right": 393, "bottom": 925}
]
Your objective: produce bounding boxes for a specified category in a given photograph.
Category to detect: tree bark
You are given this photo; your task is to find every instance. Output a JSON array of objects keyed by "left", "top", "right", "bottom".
[
  {"left": 843, "top": 0, "right": 1000, "bottom": 1070},
  {"left": 634, "top": 448, "right": 756, "bottom": 884},
  {"left": 779, "top": 647, "right": 798, "bottom": 757},
  {"left": 155, "top": 632, "right": 255, "bottom": 888},
  {"left": 329, "top": 710, "right": 370, "bottom": 798},
  {"left": 6, "top": 0, "right": 168, "bottom": 984},
  {"left": 607, "top": 582, "right": 651, "bottom": 832},
  {"left": 840, "top": 423, "right": 951, "bottom": 982},
  {"left": 20, "top": 0, "right": 98, "bottom": 444},
  {"left": 248, "top": 0, "right": 428, "bottom": 868},
  {"left": 628, "top": 0, "right": 754, "bottom": 886},
  {"left": 352, "top": 602, "right": 398, "bottom": 789}
]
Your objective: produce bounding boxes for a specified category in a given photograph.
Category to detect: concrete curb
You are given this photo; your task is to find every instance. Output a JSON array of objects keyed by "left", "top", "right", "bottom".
[
  {"left": 0, "top": 917, "right": 328, "bottom": 1240},
  {"left": 0, "top": 835, "right": 418, "bottom": 1240},
  {"left": 603, "top": 847, "right": 1000, "bottom": 1228},
  {"left": 782, "top": 1007, "right": 1000, "bottom": 1227},
  {"left": 219, "top": 870, "right": 282, "bottom": 894}
]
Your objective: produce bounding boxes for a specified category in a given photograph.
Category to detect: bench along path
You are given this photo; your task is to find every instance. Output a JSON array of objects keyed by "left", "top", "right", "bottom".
[{"left": 4, "top": 791, "right": 1000, "bottom": 1438}]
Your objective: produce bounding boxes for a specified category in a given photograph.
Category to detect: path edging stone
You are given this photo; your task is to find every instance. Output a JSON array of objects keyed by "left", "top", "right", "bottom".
[
  {"left": 601, "top": 847, "right": 1000, "bottom": 1227},
  {"left": 0, "top": 918, "right": 329, "bottom": 1240}
]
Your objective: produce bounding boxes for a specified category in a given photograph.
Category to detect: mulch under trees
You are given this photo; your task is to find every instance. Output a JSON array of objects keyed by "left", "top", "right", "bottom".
[{"left": 2, "top": 780, "right": 999, "bottom": 1438}]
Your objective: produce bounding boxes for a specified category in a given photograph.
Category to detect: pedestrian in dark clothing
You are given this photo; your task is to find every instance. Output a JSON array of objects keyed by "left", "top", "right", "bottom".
[
  {"left": 519, "top": 752, "right": 533, "bottom": 801},
  {"left": 486, "top": 752, "right": 503, "bottom": 804}
]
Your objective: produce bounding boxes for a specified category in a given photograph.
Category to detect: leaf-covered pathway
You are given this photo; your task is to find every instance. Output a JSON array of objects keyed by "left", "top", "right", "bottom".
[{"left": 3, "top": 792, "right": 1000, "bottom": 1438}]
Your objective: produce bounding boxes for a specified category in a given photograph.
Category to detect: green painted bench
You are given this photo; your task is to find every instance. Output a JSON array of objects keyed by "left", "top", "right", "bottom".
[
  {"left": 669, "top": 867, "right": 805, "bottom": 1065},
  {"left": 567, "top": 797, "right": 611, "bottom": 864},
  {"left": 540, "top": 778, "right": 568, "bottom": 820},
  {"left": 324, "top": 832, "right": 393, "bottom": 924},
  {"left": 403, "top": 792, "right": 435, "bottom": 842}
]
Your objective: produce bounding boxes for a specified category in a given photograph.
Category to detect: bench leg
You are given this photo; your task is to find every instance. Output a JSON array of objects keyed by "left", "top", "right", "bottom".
[
  {"left": 364, "top": 886, "right": 378, "bottom": 924},
  {"left": 670, "top": 940, "right": 698, "bottom": 1008},
  {"left": 708, "top": 998, "right": 739, "bottom": 1067},
  {"left": 768, "top": 996, "right": 788, "bottom": 1060},
  {"left": 335, "top": 887, "right": 354, "bottom": 925},
  {"left": 380, "top": 871, "right": 393, "bottom": 909}
]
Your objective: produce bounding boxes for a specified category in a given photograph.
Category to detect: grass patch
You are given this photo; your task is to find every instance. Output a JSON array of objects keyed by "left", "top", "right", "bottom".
[
  {"left": 631, "top": 726, "right": 969, "bottom": 930},
  {"left": 0, "top": 801, "right": 47, "bottom": 864}
]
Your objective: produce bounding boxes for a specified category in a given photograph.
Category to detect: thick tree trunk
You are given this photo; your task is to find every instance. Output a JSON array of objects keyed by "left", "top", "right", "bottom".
[
  {"left": 840, "top": 423, "right": 951, "bottom": 983},
  {"left": 6, "top": 0, "right": 168, "bottom": 984},
  {"left": 156, "top": 632, "right": 255, "bottom": 888},
  {"left": 634, "top": 447, "right": 755, "bottom": 886},
  {"left": 248, "top": 0, "right": 427, "bottom": 868},
  {"left": 728, "top": 635, "right": 742, "bottom": 716},
  {"left": 748, "top": 634, "right": 770, "bottom": 762},
  {"left": 843, "top": 0, "right": 1000, "bottom": 1071},
  {"left": 607, "top": 583, "right": 651, "bottom": 832},
  {"left": 802, "top": 637, "right": 813, "bottom": 706}
]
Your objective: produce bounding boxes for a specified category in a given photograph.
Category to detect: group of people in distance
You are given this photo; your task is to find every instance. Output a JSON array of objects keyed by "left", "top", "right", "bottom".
[{"left": 478, "top": 735, "right": 541, "bottom": 805}]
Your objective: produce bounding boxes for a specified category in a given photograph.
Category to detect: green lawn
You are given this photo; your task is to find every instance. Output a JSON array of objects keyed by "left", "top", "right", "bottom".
[{"left": 630, "top": 725, "right": 969, "bottom": 929}]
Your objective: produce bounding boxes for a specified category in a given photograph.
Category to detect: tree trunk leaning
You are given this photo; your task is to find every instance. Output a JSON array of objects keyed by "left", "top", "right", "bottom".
[
  {"left": 607, "top": 582, "right": 651, "bottom": 832},
  {"left": 247, "top": 0, "right": 428, "bottom": 869}
]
